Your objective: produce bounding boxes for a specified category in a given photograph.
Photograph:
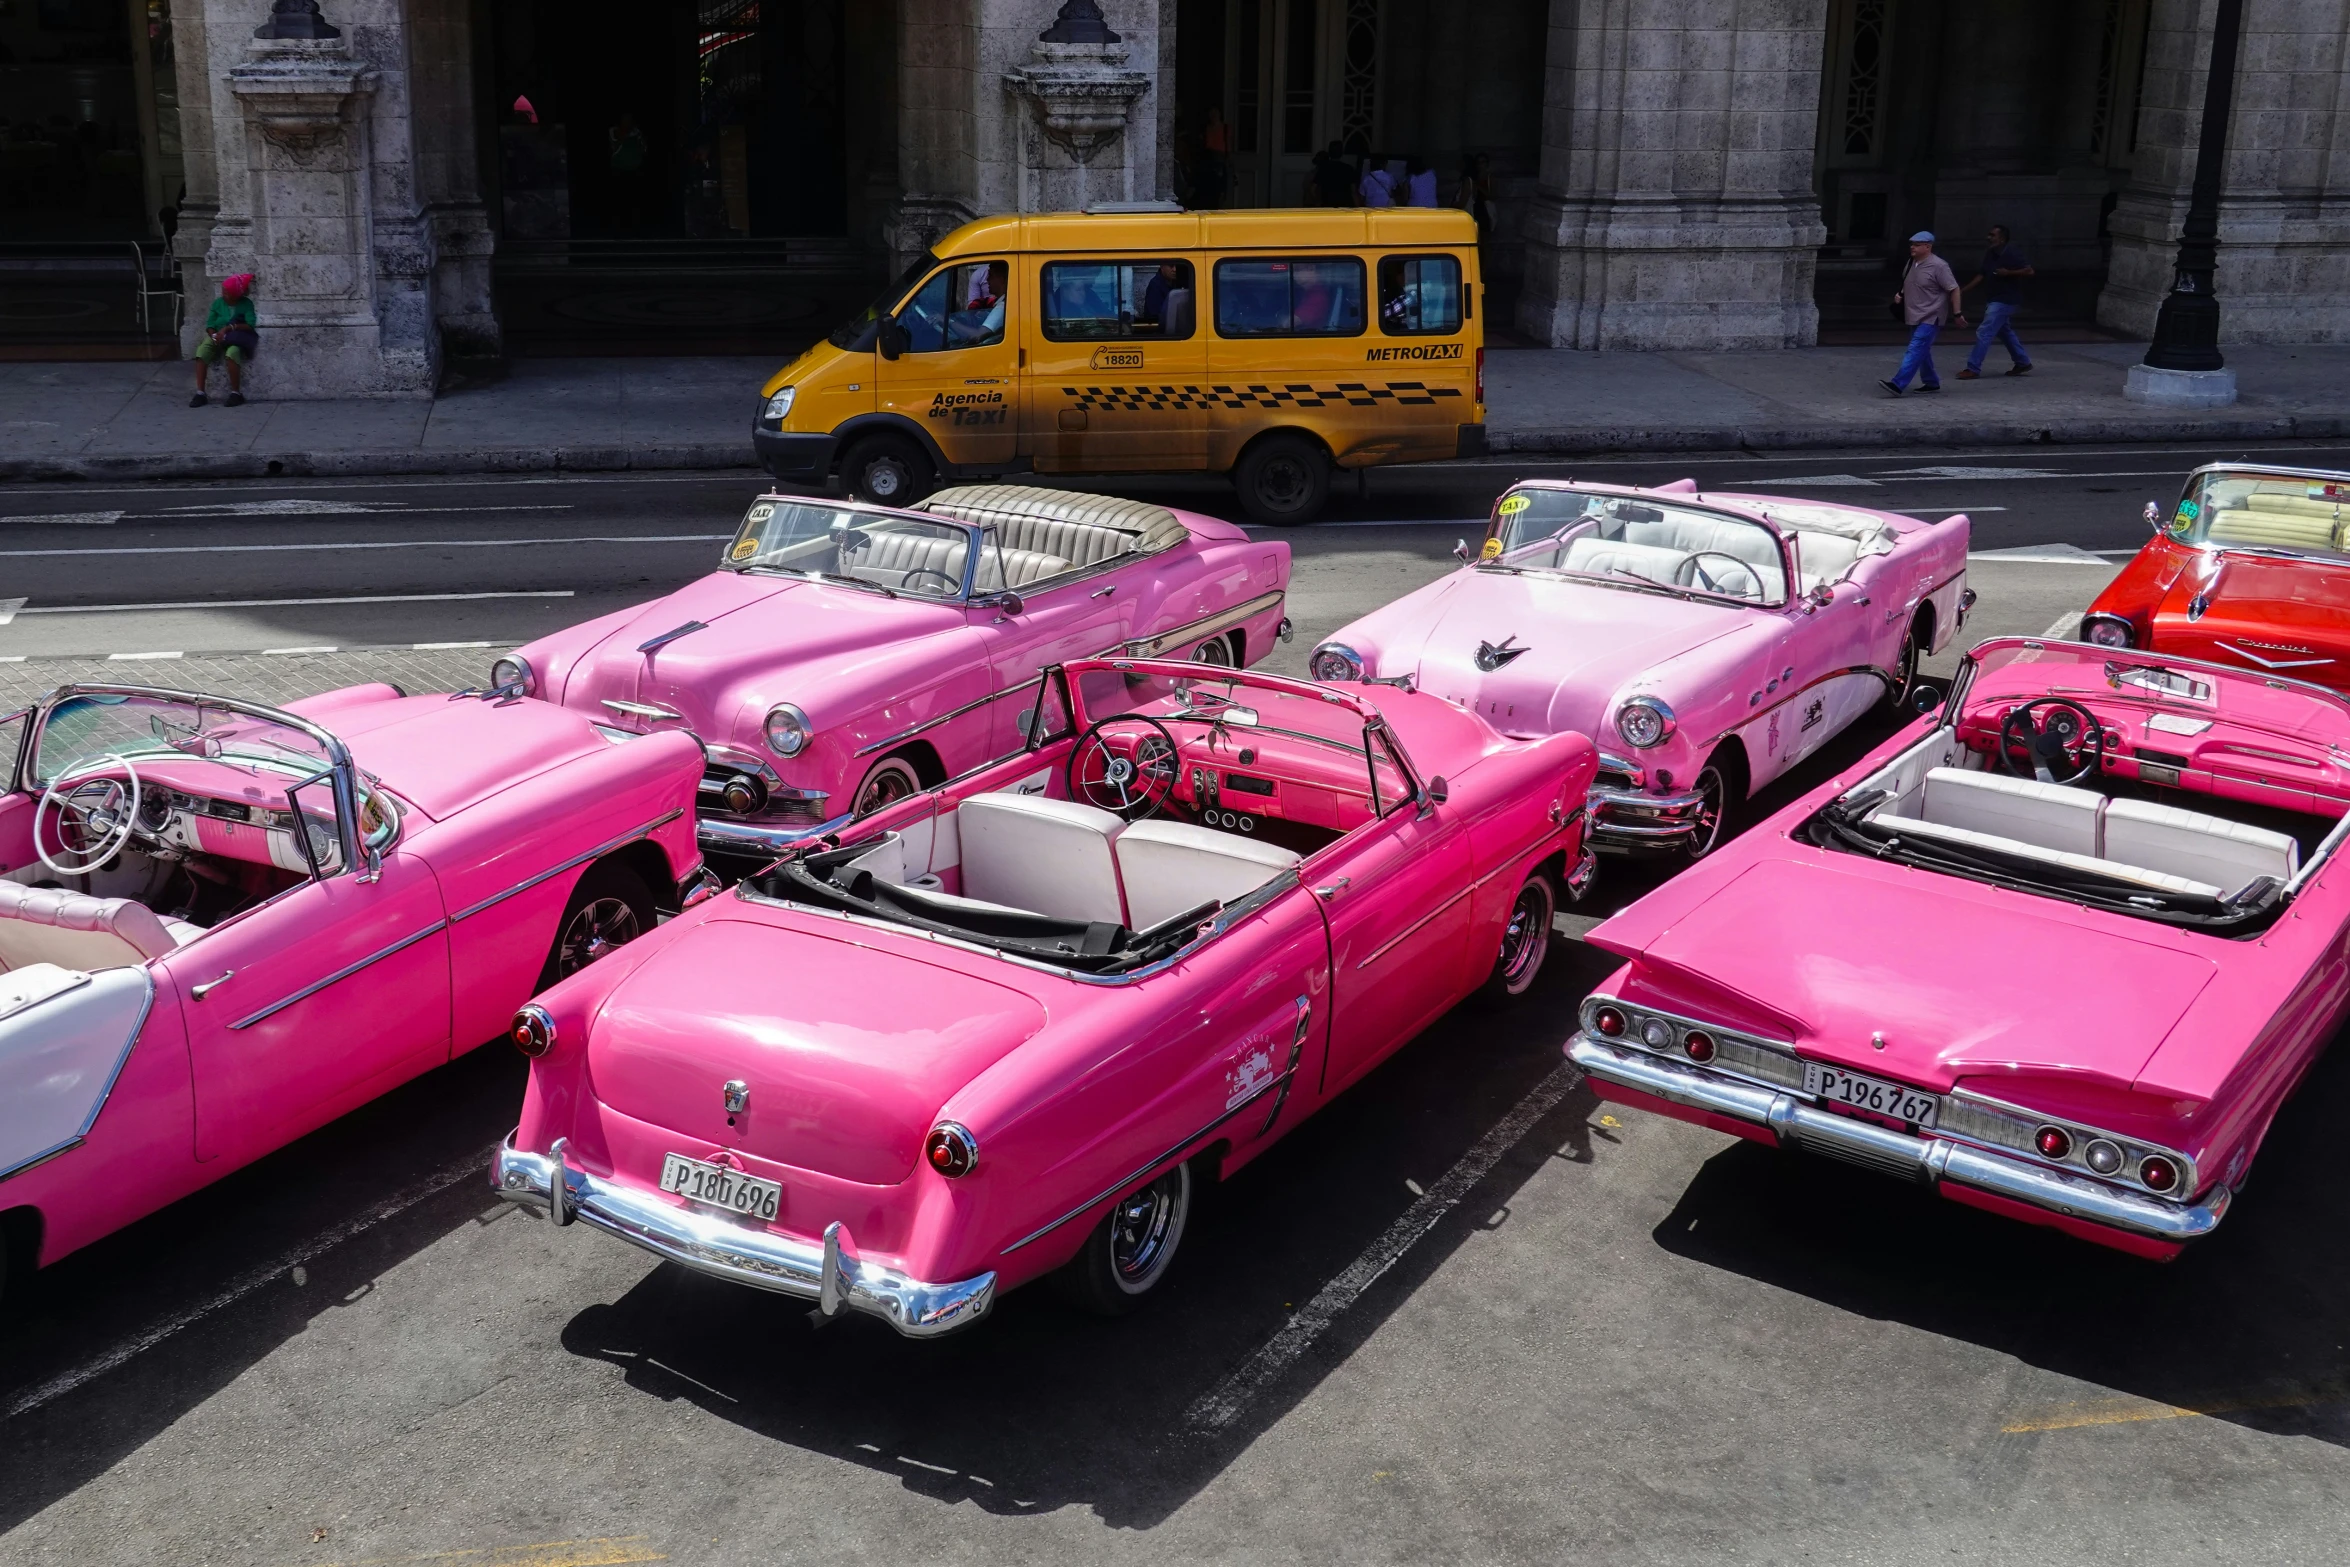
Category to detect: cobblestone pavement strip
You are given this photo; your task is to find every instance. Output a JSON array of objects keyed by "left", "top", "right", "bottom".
[{"left": 0, "top": 646, "right": 510, "bottom": 711}]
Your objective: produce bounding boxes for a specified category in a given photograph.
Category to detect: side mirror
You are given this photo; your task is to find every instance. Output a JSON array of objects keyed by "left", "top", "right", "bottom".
[
  {"left": 1805, "top": 583, "right": 1835, "bottom": 610},
  {"left": 977, "top": 590, "right": 1023, "bottom": 615},
  {"left": 877, "top": 319, "right": 907, "bottom": 361},
  {"left": 1427, "top": 775, "right": 1448, "bottom": 803},
  {"left": 1911, "top": 683, "right": 1944, "bottom": 715},
  {"left": 1453, "top": 537, "right": 1473, "bottom": 563},
  {"left": 2144, "top": 500, "right": 2163, "bottom": 534}
]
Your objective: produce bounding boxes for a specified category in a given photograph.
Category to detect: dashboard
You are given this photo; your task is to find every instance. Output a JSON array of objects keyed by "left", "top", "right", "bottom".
[{"left": 136, "top": 786, "right": 327, "bottom": 875}]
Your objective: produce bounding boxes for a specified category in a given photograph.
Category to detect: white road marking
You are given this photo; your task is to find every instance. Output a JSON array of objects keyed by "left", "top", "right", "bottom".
[
  {"left": 414, "top": 640, "right": 492, "bottom": 650},
  {"left": 0, "top": 533, "right": 725, "bottom": 560},
  {"left": 1184, "top": 1056, "right": 1584, "bottom": 1434},
  {"left": 2043, "top": 612, "right": 2084, "bottom": 638},
  {"left": 263, "top": 646, "right": 339, "bottom": 655},
  {"left": 1880, "top": 465, "right": 2069, "bottom": 480},
  {"left": 0, "top": 655, "right": 23, "bottom": 663},
  {"left": 0, "top": 511, "right": 124, "bottom": 526},
  {"left": 106, "top": 651, "right": 183, "bottom": 661},
  {"left": 0, "top": 598, "right": 22, "bottom": 627},
  {"left": 1970, "top": 544, "right": 2113, "bottom": 564},
  {"left": 1748, "top": 473, "right": 1880, "bottom": 486},
  {"left": 1890, "top": 506, "right": 2006, "bottom": 514},
  {"left": 10, "top": 590, "right": 574, "bottom": 615},
  {"left": 0, "top": 1143, "right": 494, "bottom": 1424},
  {"left": 152, "top": 499, "right": 575, "bottom": 517}
]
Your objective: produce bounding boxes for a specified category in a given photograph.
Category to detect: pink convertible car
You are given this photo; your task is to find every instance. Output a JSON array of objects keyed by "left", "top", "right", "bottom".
[
  {"left": 494, "top": 658, "right": 1595, "bottom": 1334},
  {"left": 1572, "top": 636, "right": 2350, "bottom": 1258},
  {"left": 0, "top": 683, "right": 704, "bottom": 1305},
  {"left": 1310, "top": 479, "right": 1970, "bottom": 859},
  {"left": 496, "top": 486, "right": 1292, "bottom": 863}
]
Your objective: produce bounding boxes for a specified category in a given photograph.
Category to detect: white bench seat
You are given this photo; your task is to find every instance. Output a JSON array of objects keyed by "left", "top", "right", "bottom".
[
  {"left": 1868, "top": 813, "right": 2226, "bottom": 899},
  {"left": 0, "top": 880, "right": 201, "bottom": 973}
]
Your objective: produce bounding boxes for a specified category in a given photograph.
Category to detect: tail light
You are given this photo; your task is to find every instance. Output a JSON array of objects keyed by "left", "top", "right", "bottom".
[
  {"left": 1475, "top": 346, "right": 1486, "bottom": 406},
  {"left": 2034, "top": 1126, "right": 2072, "bottom": 1160},
  {"left": 2084, "top": 1139, "right": 2124, "bottom": 1176},
  {"left": 1593, "top": 1005, "right": 1626, "bottom": 1037},
  {"left": 2138, "top": 1154, "right": 2180, "bottom": 1193},
  {"left": 511, "top": 1004, "right": 555, "bottom": 1058},
  {"left": 1682, "top": 1030, "right": 1716, "bottom": 1063},
  {"left": 924, "top": 1122, "right": 979, "bottom": 1178}
]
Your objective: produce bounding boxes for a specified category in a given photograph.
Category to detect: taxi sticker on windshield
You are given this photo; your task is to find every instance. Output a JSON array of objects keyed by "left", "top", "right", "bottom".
[
  {"left": 2170, "top": 498, "right": 2199, "bottom": 534},
  {"left": 1497, "top": 493, "right": 1531, "bottom": 516},
  {"left": 731, "top": 537, "right": 758, "bottom": 561},
  {"left": 1479, "top": 536, "right": 1504, "bottom": 560}
]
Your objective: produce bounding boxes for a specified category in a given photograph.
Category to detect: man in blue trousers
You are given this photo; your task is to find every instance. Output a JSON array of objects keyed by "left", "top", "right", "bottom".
[
  {"left": 1880, "top": 232, "right": 1964, "bottom": 396},
  {"left": 1958, "top": 224, "right": 2035, "bottom": 378}
]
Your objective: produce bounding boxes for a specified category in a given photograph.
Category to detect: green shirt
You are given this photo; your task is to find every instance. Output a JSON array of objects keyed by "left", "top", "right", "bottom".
[{"left": 205, "top": 297, "right": 256, "bottom": 331}]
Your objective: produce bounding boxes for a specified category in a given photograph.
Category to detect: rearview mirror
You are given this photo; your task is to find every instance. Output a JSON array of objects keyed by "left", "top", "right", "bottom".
[
  {"left": 976, "top": 591, "right": 1023, "bottom": 615},
  {"left": 1427, "top": 775, "right": 1448, "bottom": 803},
  {"left": 1453, "top": 538, "right": 1473, "bottom": 563},
  {"left": 877, "top": 319, "right": 907, "bottom": 361},
  {"left": 1911, "top": 683, "right": 1945, "bottom": 714},
  {"left": 2144, "top": 500, "right": 2162, "bottom": 533},
  {"left": 1806, "top": 583, "right": 1836, "bottom": 610}
]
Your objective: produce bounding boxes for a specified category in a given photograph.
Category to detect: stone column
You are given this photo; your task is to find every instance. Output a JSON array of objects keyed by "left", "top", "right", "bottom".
[
  {"left": 2100, "top": 0, "right": 2350, "bottom": 344},
  {"left": 1517, "top": 0, "right": 1831, "bottom": 351},
  {"left": 886, "top": 0, "right": 1168, "bottom": 273}
]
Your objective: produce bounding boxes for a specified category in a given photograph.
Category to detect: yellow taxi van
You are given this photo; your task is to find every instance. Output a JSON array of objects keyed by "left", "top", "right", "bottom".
[{"left": 752, "top": 206, "right": 1484, "bottom": 524}]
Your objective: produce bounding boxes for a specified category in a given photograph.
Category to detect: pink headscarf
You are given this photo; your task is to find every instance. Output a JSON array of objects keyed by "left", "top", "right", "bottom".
[{"left": 221, "top": 272, "right": 256, "bottom": 301}]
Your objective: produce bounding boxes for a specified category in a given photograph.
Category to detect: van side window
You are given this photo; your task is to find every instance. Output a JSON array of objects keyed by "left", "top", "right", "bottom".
[
  {"left": 1213, "top": 257, "right": 1366, "bottom": 337},
  {"left": 897, "top": 260, "right": 1009, "bottom": 352},
  {"left": 1377, "top": 255, "right": 1462, "bottom": 335},
  {"left": 1042, "top": 260, "right": 1196, "bottom": 341}
]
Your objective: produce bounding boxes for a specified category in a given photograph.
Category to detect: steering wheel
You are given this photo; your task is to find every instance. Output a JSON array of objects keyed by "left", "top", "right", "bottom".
[
  {"left": 1998, "top": 698, "right": 2106, "bottom": 786},
  {"left": 1067, "top": 715, "right": 1182, "bottom": 820},
  {"left": 1675, "top": 551, "right": 1758, "bottom": 598},
  {"left": 36, "top": 755, "right": 142, "bottom": 877},
  {"left": 898, "top": 566, "right": 961, "bottom": 596}
]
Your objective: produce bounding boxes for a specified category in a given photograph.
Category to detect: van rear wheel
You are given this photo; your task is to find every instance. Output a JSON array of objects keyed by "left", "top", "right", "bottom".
[
  {"left": 842, "top": 435, "right": 932, "bottom": 507},
  {"left": 1234, "top": 434, "right": 1330, "bottom": 525}
]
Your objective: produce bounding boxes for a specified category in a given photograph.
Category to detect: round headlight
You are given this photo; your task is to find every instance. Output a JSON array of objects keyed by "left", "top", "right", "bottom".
[
  {"left": 511, "top": 1004, "right": 555, "bottom": 1059},
  {"left": 2081, "top": 614, "right": 2135, "bottom": 649},
  {"left": 764, "top": 703, "right": 813, "bottom": 758},
  {"left": 762, "top": 386, "right": 797, "bottom": 422},
  {"left": 490, "top": 655, "right": 535, "bottom": 697},
  {"left": 1615, "top": 697, "right": 1676, "bottom": 749},
  {"left": 1309, "top": 643, "right": 1365, "bottom": 683}
]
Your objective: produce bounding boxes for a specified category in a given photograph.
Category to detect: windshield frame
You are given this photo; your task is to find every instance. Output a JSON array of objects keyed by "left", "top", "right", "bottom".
[
  {"left": 721, "top": 496, "right": 989, "bottom": 601},
  {"left": 2164, "top": 461, "right": 2350, "bottom": 560},
  {"left": 19, "top": 684, "right": 366, "bottom": 881},
  {"left": 827, "top": 251, "right": 938, "bottom": 351},
  {"left": 1475, "top": 480, "right": 1796, "bottom": 609}
]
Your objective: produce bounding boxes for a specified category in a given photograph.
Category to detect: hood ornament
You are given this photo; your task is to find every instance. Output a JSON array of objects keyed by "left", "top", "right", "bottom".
[
  {"left": 1475, "top": 635, "right": 1530, "bottom": 672},
  {"left": 637, "top": 620, "right": 710, "bottom": 654},
  {"left": 722, "top": 1079, "right": 751, "bottom": 1114},
  {"left": 2186, "top": 590, "right": 2211, "bottom": 621}
]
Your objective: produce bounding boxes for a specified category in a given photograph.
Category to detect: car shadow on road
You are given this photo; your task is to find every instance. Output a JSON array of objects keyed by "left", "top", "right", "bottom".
[
  {"left": 0, "top": 1042, "right": 532, "bottom": 1534},
  {"left": 551, "top": 934, "right": 1619, "bottom": 1532},
  {"left": 1648, "top": 1025, "right": 2350, "bottom": 1449}
]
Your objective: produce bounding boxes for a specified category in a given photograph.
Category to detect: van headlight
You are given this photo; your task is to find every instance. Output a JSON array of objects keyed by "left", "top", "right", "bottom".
[
  {"left": 1309, "top": 643, "right": 1365, "bottom": 682},
  {"left": 762, "top": 386, "right": 797, "bottom": 422},
  {"left": 1614, "top": 696, "right": 1676, "bottom": 749},
  {"left": 490, "top": 655, "right": 535, "bottom": 696},
  {"left": 764, "top": 703, "right": 813, "bottom": 757}
]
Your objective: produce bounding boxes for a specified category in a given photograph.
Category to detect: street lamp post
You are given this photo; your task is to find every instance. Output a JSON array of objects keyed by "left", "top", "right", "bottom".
[{"left": 2127, "top": 0, "right": 2246, "bottom": 406}]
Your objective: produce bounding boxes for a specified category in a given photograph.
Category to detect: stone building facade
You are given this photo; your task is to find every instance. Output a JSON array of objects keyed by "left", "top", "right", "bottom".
[{"left": 35, "top": 0, "right": 2350, "bottom": 393}]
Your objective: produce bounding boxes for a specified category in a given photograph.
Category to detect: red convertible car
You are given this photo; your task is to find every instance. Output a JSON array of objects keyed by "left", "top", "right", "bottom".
[{"left": 2082, "top": 462, "right": 2350, "bottom": 687}]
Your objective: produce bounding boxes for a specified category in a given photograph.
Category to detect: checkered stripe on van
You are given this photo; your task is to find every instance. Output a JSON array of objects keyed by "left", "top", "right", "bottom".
[{"left": 1062, "top": 382, "right": 1465, "bottom": 412}]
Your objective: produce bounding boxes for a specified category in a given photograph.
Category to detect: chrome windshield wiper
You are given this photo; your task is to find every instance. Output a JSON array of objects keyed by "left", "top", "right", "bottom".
[{"left": 815, "top": 571, "right": 898, "bottom": 599}]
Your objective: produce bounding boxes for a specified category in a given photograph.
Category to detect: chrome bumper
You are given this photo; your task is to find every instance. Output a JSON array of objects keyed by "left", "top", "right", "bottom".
[
  {"left": 1567, "top": 1035, "right": 2232, "bottom": 1246},
  {"left": 491, "top": 1135, "right": 996, "bottom": 1337},
  {"left": 696, "top": 809, "right": 856, "bottom": 857},
  {"left": 1586, "top": 784, "right": 1710, "bottom": 847}
]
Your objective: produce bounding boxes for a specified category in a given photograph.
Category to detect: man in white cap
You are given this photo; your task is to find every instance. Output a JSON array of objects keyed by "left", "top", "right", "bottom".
[{"left": 1880, "top": 231, "right": 1965, "bottom": 396}]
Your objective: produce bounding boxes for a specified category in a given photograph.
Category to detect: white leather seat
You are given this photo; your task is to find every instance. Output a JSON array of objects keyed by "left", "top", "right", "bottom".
[
  {"left": 2102, "top": 798, "right": 2299, "bottom": 896},
  {"left": 1919, "top": 768, "right": 2102, "bottom": 857},
  {"left": 955, "top": 793, "right": 1129, "bottom": 925},
  {"left": 0, "top": 880, "right": 200, "bottom": 973},
  {"left": 1867, "top": 813, "right": 2225, "bottom": 899},
  {"left": 1794, "top": 531, "right": 1863, "bottom": 592},
  {"left": 1115, "top": 820, "right": 1301, "bottom": 930}
]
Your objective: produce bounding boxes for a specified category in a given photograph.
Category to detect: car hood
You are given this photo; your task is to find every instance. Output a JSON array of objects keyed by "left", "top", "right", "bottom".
[
  {"left": 309, "top": 692, "right": 621, "bottom": 821},
  {"left": 2152, "top": 551, "right": 2350, "bottom": 686},
  {"left": 1594, "top": 857, "right": 2218, "bottom": 1092},
  {"left": 584, "top": 914, "right": 1048, "bottom": 1185},
  {"left": 1397, "top": 572, "right": 1751, "bottom": 735},
  {"left": 556, "top": 571, "right": 971, "bottom": 735}
]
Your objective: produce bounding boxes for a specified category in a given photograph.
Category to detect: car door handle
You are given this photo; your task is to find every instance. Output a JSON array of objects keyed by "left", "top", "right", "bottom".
[
  {"left": 191, "top": 969, "right": 235, "bottom": 1000},
  {"left": 1313, "top": 878, "right": 1351, "bottom": 900},
  {"left": 1090, "top": 584, "right": 1117, "bottom": 598}
]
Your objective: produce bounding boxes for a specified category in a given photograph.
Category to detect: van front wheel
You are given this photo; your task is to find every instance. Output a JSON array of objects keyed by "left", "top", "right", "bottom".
[
  {"left": 841, "top": 435, "right": 932, "bottom": 507},
  {"left": 1234, "top": 435, "right": 1330, "bottom": 526}
]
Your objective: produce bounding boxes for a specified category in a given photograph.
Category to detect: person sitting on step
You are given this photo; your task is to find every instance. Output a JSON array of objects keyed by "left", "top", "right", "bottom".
[{"left": 191, "top": 272, "right": 258, "bottom": 408}]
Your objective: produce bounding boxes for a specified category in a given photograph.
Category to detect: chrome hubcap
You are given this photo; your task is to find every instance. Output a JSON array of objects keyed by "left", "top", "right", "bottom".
[
  {"left": 558, "top": 896, "right": 639, "bottom": 976},
  {"left": 1110, "top": 1166, "right": 1187, "bottom": 1289},
  {"left": 856, "top": 762, "right": 918, "bottom": 815},
  {"left": 1193, "top": 637, "right": 1233, "bottom": 666},
  {"left": 1686, "top": 769, "right": 1726, "bottom": 859},
  {"left": 1497, "top": 879, "right": 1552, "bottom": 987}
]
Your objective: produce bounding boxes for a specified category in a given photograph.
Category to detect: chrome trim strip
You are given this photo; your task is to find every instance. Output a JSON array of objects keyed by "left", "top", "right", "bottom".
[
  {"left": 1701, "top": 663, "right": 1893, "bottom": 751},
  {"left": 1001, "top": 1074, "right": 1288, "bottom": 1255},
  {"left": 228, "top": 920, "right": 449, "bottom": 1032},
  {"left": 1569, "top": 1035, "right": 2230, "bottom": 1244},
  {"left": 601, "top": 698, "right": 686, "bottom": 721},
  {"left": 449, "top": 809, "right": 686, "bottom": 923},
  {"left": 1119, "top": 589, "right": 1288, "bottom": 660},
  {"left": 698, "top": 810, "right": 857, "bottom": 854},
  {"left": 1356, "top": 886, "right": 1471, "bottom": 969},
  {"left": 852, "top": 676, "right": 1046, "bottom": 760},
  {"left": 491, "top": 1136, "right": 994, "bottom": 1337},
  {"left": 0, "top": 968, "right": 156, "bottom": 1184}
]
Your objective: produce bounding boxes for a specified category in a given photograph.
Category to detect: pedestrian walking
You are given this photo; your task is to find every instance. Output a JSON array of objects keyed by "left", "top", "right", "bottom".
[
  {"left": 1403, "top": 154, "right": 1438, "bottom": 207},
  {"left": 1358, "top": 156, "right": 1397, "bottom": 208},
  {"left": 1880, "top": 231, "right": 1965, "bottom": 396},
  {"left": 1958, "top": 223, "right": 2035, "bottom": 378}
]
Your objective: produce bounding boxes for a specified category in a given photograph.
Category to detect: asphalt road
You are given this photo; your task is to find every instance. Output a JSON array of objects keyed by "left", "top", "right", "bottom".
[{"left": 4, "top": 442, "right": 2347, "bottom": 1567}]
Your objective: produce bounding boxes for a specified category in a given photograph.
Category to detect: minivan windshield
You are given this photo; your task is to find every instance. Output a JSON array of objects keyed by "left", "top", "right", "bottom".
[
  {"left": 2165, "top": 466, "right": 2350, "bottom": 560},
  {"left": 826, "top": 252, "right": 938, "bottom": 350},
  {"left": 724, "top": 499, "right": 975, "bottom": 599},
  {"left": 1482, "top": 485, "right": 1789, "bottom": 605}
]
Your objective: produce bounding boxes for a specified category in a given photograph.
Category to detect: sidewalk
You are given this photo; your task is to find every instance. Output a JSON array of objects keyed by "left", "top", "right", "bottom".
[{"left": 5, "top": 339, "right": 2348, "bottom": 484}]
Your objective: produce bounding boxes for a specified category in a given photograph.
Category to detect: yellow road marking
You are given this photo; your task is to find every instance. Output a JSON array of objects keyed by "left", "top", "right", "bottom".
[
  {"left": 2002, "top": 1386, "right": 2349, "bottom": 1433},
  {"left": 314, "top": 1537, "right": 665, "bottom": 1567}
]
